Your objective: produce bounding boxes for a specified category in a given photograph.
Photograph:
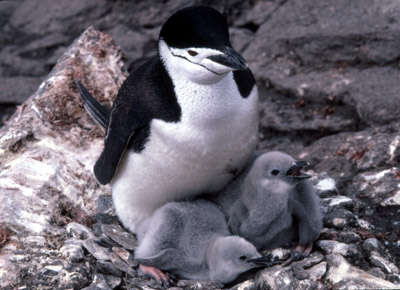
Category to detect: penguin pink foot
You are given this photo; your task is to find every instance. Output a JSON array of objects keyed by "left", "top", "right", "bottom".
[{"left": 139, "top": 264, "right": 171, "bottom": 287}]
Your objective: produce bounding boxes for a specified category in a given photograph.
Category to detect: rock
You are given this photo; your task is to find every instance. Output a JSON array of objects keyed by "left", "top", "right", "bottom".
[
  {"left": 66, "top": 222, "right": 95, "bottom": 240},
  {"left": 370, "top": 251, "right": 399, "bottom": 275},
  {"left": 176, "top": 280, "right": 224, "bottom": 290},
  {"left": 306, "top": 262, "right": 327, "bottom": 281},
  {"left": 112, "top": 246, "right": 137, "bottom": 268},
  {"left": 104, "top": 275, "right": 121, "bottom": 289},
  {"left": 326, "top": 254, "right": 398, "bottom": 289},
  {"left": 323, "top": 208, "right": 358, "bottom": 229},
  {"left": 101, "top": 224, "right": 137, "bottom": 250},
  {"left": 109, "top": 252, "right": 137, "bottom": 277},
  {"left": 96, "top": 260, "right": 123, "bottom": 277},
  {"left": 82, "top": 239, "right": 111, "bottom": 261},
  {"left": 310, "top": 171, "right": 338, "bottom": 197},
  {"left": 316, "top": 240, "right": 349, "bottom": 256},
  {"left": 338, "top": 231, "right": 361, "bottom": 244},
  {"left": 82, "top": 273, "right": 112, "bottom": 290},
  {"left": 363, "top": 238, "right": 385, "bottom": 254},
  {"left": 369, "top": 267, "right": 387, "bottom": 280},
  {"left": 228, "top": 279, "right": 257, "bottom": 290},
  {"left": 60, "top": 238, "right": 84, "bottom": 263}
]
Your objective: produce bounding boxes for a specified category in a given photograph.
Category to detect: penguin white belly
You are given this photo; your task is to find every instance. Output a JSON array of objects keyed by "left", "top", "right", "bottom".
[{"left": 111, "top": 75, "right": 258, "bottom": 232}]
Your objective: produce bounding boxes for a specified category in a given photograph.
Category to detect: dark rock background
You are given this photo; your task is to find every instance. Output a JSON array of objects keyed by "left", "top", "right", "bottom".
[{"left": 0, "top": 0, "right": 399, "bottom": 289}]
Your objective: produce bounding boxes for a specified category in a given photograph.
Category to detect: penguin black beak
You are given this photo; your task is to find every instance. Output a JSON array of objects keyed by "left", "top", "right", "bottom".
[
  {"left": 248, "top": 255, "right": 276, "bottom": 267},
  {"left": 286, "top": 161, "right": 312, "bottom": 180},
  {"left": 207, "top": 46, "right": 248, "bottom": 71}
]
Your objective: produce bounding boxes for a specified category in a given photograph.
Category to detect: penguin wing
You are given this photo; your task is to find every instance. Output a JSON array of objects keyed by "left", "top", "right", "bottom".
[
  {"left": 135, "top": 248, "right": 189, "bottom": 271},
  {"left": 93, "top": 57, "right": 181, "bottom": 185}
]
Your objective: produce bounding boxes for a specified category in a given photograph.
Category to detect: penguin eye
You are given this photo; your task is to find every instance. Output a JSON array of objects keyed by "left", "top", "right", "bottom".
[
  {"left": 187, "top": 50, "right": 198, "bottom": 56},
  {"left": 239, "top": 255, "right": 247, "bottom": 261},
  {"left": 271, "top": 169, "right": 280, "bottom": 176}
]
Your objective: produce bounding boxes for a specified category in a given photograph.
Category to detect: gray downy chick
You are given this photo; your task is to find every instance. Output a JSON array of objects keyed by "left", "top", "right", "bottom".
[
  {"left": 215, "top": 151, "right": 322, "bottom": 260},
  {"left": 134, "top": 199, "right": 272, "bottom": 286}
]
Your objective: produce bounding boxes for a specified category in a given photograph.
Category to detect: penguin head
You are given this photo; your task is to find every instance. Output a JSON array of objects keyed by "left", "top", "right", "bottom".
[
  {"left": 208, "top": 236, "right": 265, "bottom": 283},
  {"left": 249, "top": 151, "right": 312, "bottom": 187},
  {"left": 159, "top": 6, "right": 248, "bottom": 85}
]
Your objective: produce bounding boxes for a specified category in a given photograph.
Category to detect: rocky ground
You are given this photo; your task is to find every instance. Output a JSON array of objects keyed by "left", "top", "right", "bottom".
[{"left": 0, "top": 0, "right": 399, "bottom": 289}]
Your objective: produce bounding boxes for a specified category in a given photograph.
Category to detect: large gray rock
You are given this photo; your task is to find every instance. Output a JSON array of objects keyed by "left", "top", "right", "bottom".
[{"left": 0, "top": 27, "right": 125, "bottom": 289}]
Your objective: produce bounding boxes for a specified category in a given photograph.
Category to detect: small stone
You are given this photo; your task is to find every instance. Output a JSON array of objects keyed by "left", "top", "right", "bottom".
[
  {"left": 112, "top": 246, "right": 137, "bottom": 268},
  {"left": 310, "top": 172, "right": 338, "bottom": 197},
  {"left": 66, "top": 223, "right": 94, "bottom": 240},
  {"left": 363, "top": 238, "right": 384, "bottom": 253},
  {"left": 101, "top": 224, "right": 136, "bottom": 250},
  {"left": 176, "top": 280, "right": 224, "bottom": 289},
  {"left": 332, "top": 218, "right": 347, "bottom": 229},
  {"left": 306, "top": 262, "right": 327, "bottom": 280},
  {"left": 369, "top": 267, "right": 387, "bottom": 279},
  {"left": 228, "top": 279, "right": 256, "bottom": 290},
  {"left": 291, "top": 264, "right": 310, "bottom": 280},
  {"left": 387, "top": 274, "right": 400, "bottom": 284},
  {"left": 256, "top": 265, "right": 297, "bottom": 289},
  {"left": 323, "top": 208, "right": 358, "bottom": 228},
  {"left": 104, "top": 275, "right": 121, "bottom": 289},
  {"left": 316, "top": 240, "right": 349, "bottom": 256},
  {"left": 96, "top": 260, "right": 123, "bottom": 277},
  {"left": 326, "top": 254, "right": 398, "bottom": 289},
  {"left": 60, "top": 238, "right": 84, "bottom": 263},
  {"left": 83, "top": 239, "right": 111, "bottom": 261},
  {"left": 370, "top": 251, "right": 399, "bottom": 274},
  {"left": 82, "top": 273, "right": 111, "bottom": 290},
  {"left": 291, "top": 252, "right": 324, "bottom": 269},
  {"left": 339, "top": 231, "right": 361, "bottom": 243},
  {"left": 110, "top": 252, "right": 137, "bottom": 277}
]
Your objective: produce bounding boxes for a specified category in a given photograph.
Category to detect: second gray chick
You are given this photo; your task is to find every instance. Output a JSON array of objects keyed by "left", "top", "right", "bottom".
[{"left": 216, "top": 151, "right": 322, "bottom": 260}]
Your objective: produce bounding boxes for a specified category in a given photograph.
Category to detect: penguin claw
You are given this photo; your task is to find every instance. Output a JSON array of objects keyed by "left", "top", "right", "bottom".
[
  {"left": 290, "top": 241, "right": 313, "bottom": 261},
  {"left": 139, "top": 264, "right": 172, "bottom": 287}
]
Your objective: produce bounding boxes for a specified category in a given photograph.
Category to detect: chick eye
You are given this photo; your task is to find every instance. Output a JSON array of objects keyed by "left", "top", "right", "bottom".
[
  {"left": 239, "top": 255, "right": 247, "bottom": 261},
  {"left": 188, "top": 50, "right": 198, "bottom": 56},
  {"left": 271, "top": 169, "right": 280, "bottom": 176}
]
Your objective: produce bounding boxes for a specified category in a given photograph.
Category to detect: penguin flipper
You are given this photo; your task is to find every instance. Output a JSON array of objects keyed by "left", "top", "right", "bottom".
[
  {"left": 93, "top": 121, "right": 137, "bottom": 185},
  {"left": 76, "top": 80, "right": 110, "bottom": 129},
  {"left": 136, "top": 249, "right": 187, "bottom": 270}
]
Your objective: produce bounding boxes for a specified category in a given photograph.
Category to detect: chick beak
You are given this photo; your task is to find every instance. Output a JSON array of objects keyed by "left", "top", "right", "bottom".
[
  {"left": 286, "top": 161, "right": 312, "bottom": 180},
  {"left": 248, "top": 255, "right": 276, "bottom": 267},
  {"left": 207, "top": 45, "right": 248, "bottom": 71}
]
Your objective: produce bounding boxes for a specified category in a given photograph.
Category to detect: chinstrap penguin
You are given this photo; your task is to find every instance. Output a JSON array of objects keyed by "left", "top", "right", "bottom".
[
  {"left": 76, "top": 6, "right": 259, "bottom": 233},
  {"left": 135, "top": 199, "right": 273, "bottom": 286},
  {"left": 215, "top": 151, "right": 322, "bottom": 261}
]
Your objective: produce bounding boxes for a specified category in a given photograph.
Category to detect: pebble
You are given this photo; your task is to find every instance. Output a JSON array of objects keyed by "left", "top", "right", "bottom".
[
  {"left": 339, "top": 231, "right": 361, "bottom": 243},
  {"left": 316, "top": 240, "right": 349, "bottom": 256},
  {"left": 96, "top": 260, "right": 123, "bottom": 277},
  {"left": 369, "top": 267, "right": 387, "bottom": 279},
  {"left": 306, "top": 261, "right": 327, "bottom": 280},
  {"left": 370, "top": 251, "right": 399, "bottom": 274},
  {"left": 310, "top": 172, "right": 338, "bottom": 197},
  {"left": 60, "top": 238, "right": 84, "bottom": 263},
  {"left": 112, "top": 246, "right": 138, "bottom": 268},
  {"left": 82, "top": 273, "right": 112, "bottom": 290},
  {"left": 363, "top": 238, "right": 384, "bottom": 253},
  {"left": 104, "top": 275, "right": 121, "bottom": 289},
  {"left": 110, "top": 252, "right": 137, "bottom": 277},
  {"left": 67, "top": 222, "right": 95, "bottom": 240},
  {"left": 101, "top": 224, "right": 137, "bottom": 250},
  {"left": 82, "top": 239, "right": 111, "bottom": 261}
]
